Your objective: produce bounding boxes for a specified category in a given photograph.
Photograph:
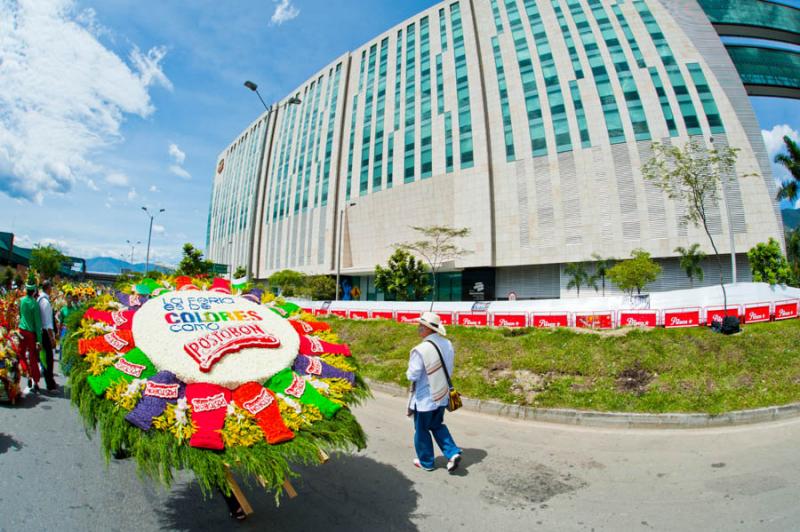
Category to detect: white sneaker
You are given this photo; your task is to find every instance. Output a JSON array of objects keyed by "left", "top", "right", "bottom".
[
  {"left": 446, "top": 454, "right": 461, "bottom": 474},
  {"left": 413, "top": 458, "right": 434, "bottom": 471}
]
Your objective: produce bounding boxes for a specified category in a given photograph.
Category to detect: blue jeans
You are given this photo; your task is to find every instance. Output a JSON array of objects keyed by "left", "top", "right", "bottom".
[{"left": 413, "top": 406, "right": 461, "bottom": 469}]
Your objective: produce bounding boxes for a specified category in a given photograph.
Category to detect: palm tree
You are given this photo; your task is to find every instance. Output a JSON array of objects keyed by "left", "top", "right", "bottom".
[
  {"left": 675, "top": 243, "right": 706, "bottom": 288},
  {"left": 785, "top": 227, "right": 800, "bottom": 285},
  {"left": 565, "top": 262, "right": 593, "bottom": 298},
  {"left": 590, "top": 253, "right": 614, "bottom": 296},
  {"left": 775, "top": 135, "right": 800, "bottom": 203}
]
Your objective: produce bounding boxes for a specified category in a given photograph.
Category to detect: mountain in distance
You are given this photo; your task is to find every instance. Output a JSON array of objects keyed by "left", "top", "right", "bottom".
[
  {"left": 86, "top": 257, "right": 173, "bottom": 274},
  {"left": 782, "top": 208, "right": 800, "bottom": 231}
]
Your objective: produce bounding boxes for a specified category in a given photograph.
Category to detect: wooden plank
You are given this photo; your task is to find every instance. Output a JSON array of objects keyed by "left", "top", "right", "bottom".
[
  {"left": 224, "top": 467, "right": 254, "bottom": 515},
  {"left": 283, "top": 479, "right": 298, "bottom": 499},
  {"left": 318, "top": 449, "right": 330, "bottom": 463}
]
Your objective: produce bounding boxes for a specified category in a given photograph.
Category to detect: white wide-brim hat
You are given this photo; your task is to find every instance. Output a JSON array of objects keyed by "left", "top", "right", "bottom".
[{"left": 418, "top": 311, "right": 446, "bottom": 336}]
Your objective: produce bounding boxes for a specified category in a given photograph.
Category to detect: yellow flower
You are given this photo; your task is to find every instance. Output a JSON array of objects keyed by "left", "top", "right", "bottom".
[
  {"left": 221, "top": 405, "right": 263, "bottom": 447},
  {"left": 321, "top": 355, "right": 356, "bottom": 373}
]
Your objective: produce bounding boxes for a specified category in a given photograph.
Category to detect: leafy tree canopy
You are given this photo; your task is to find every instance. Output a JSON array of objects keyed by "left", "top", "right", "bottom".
[
  {"left": 268, "top": 269, "right": 305, "bottom": 297},
  {"left": 176, "top": 243, "right": 214, "bottom": 277},
  {"left": 607, "top": 249, "right": 662, "bottom": 296},
  {"left": 30, "top": 244, "right": 68, "bottom": 279},
  {"left": 374, "top": 248, "right": 431, "bottom": 301},
  {"left": 747, "top": 238, "right": 793, "bottom": 286}
]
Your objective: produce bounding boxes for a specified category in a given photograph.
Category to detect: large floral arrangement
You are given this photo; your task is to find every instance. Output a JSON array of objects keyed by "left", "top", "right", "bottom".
[
  {"left": 64, "top": 275, "right": 367, "bottom": 498},
  {"left": 0, "top": 293, "right": 21, "bottom": 403}
]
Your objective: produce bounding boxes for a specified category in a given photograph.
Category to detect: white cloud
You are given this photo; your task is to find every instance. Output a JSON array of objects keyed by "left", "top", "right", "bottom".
[
  {"left": 763, "top": 125, "right": 800, "bottom": 190},
  {"left": 152, "top": 223, "right": 165, "bottom": 235},
  {"left": 168, "top": 143, "right": 186, "bottom": 165},
  {"left": 105, "top": 172, "right": 129, "bottom": 187},
  {"left": 149, "top": 185, "right": 159, "bottom": 193},
  {"left": 127, "top": 188, "right": 137, "bottom": 200},
  {"left": 270, "top": 0, "right": 300, "bottom": 25},
  {"left": 86, "top": 179, "right": 99, "bottom": 191},
  {"left": 169, "top": 165, "right": 192, "bottom": 180},
  {"left": 762, "top": 124, "right": 799, "bottom": 158},
  {"left": 0, "top": 0, "right": 170, "bottom": 203}
]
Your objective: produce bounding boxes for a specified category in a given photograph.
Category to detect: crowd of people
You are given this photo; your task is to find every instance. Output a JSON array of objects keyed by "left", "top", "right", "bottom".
[{"left": 0, "top": 271, "right": 94, "bottom": 400}]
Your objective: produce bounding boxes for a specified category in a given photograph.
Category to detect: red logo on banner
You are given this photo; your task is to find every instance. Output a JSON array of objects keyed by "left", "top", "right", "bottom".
[
  {"left": 111, "top": 311, "right": 131, "bottom": 327},
  {"left": 348, "top": 310, "right": 369, "bottom": 320},
  {"left": 314, "top": 309, "right": 330, "bottom": 317},
  {"left": 775, "top": 303, "right": 798, "bottom": 321},
  {"left": 183, "top": 324, "right": 281, "bottom": 372},
  {"left": 285, "top": 374, "right": 307, "bottom": 398},
  {"left": 436, "top": 313, "right": 454, "bottom": 325},
  {"left": 396, "top": 312, "right": 422, "bottom": 324},
  {"left": 301, "top": 308, "right": 313, "bottom": 315},
  {"left": 242, "top": 388, "right": 274, "bottom": 415},
  {"left": 619, "top": 312, "right": 657, "bottom": 328},
  {"left": 493, "top": 314, "right": 527, "bottom": 328},
  {"left": 113, "top": 358, "right": 146, "bottom": 378},
  {"left": 371, "top": 311, "right": 393, "bottom": 320},
  {"left": 458, "top": 314, "right": 487, "bottom": 327},
  {"left": 305, "top": 357, "right": 323, "bottom": 376},
  {"left": 105, "top": 332, "right": 130, "bottom": 352},
  {"left": 532, "top": 315, "right": 568, "bottom": 328},
  {"left": 743, "top": 305, "right": 770, "bottom": 324},
  {"left": 192, "top": 392, "right": 227, "bottom": 412},
  {"left": 706, "top": 308, "right": 739, "bottom": 325},
  {"left": 144, "top": 381, "right": 180, "bottom": 399},
  {"left": 575, "top": 314, "right": 613, "bottom": 329},
  {"left": 664, "top": 310, "right": 700, "bottom": 328},
  {"left": 331, "top": 310, "right": 347, "bottom": 318}
]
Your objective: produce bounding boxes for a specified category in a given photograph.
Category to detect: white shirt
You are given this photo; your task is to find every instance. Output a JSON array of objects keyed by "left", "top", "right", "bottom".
[
  {"left": 406, "top": 333, "right": 455, "bottom": 412},
  {"left": 38, "top": 293, "right": 54, "bottom": 331}
]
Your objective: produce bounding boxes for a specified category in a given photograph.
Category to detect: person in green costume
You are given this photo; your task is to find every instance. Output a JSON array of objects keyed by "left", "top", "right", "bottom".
[{"left": 18, "top": 273, "right": 42, "bottom": 394}]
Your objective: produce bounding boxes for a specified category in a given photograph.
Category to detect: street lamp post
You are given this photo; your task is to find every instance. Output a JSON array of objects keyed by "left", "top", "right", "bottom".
[
  {"left": 126, "top": 239, "right": 141, "bottom": 265},
  {"left": 243, "top": 81, "right": 301, "bottom": 281},
  {"left": 142, "top": 207, "right": 165, "bottom": 274},
  {"left": 335, "top": 202, "right": 356, "bottom": 300}
]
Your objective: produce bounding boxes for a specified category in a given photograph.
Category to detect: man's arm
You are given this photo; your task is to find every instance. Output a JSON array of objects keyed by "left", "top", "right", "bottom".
[{"left": 406, "top": 349, "right": 425, "bottom": 383}]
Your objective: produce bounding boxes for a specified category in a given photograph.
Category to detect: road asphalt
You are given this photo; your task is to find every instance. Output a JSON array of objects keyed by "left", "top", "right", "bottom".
[{"left": 2, "top": 368, "right": 799, "bottom": 531}]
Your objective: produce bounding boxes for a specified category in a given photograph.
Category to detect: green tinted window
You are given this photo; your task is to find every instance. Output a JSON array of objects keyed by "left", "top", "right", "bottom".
[
  {"left": 492, "top": 36, "right": 515, "bottom": 161},
  {"left": 491, "top": 0, "right": 504, "bottom": 33},
  {"left": 569, "top": 81, "right": 591, "bottom": 148},
  {"left": 404, "top": 23, "right": 417, "bottom": 182},
  {"left": 687, "top": 63, "right": 724, "bottom": 134},
  {"left": 373, "top": 38, "right": 390, "bottom": 192},
  {"left": 451, "top": 2, "right": 474, "bottom": 168},
  {"left": 321, "top": 63, "right": 342, "bottom": 207},
  {"left": 551, "top": 0, "right": 583, "bottom": 79},
  {"left": 648, "top": 67, "right": 678, "bottom": 137},
  {"left": 420, "top": 17, "right": 433, "bottom": 178}
]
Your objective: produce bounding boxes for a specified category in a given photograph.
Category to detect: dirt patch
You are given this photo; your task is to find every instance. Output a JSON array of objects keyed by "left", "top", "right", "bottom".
[
  {"left": 616, "top": 361, "right": 654, "bottom": 395},
  {"left": 481, "top": 458, "right": 586, "bottom": 509},
  {"left": 567, "top": 326, "right": 654, "bottom": 337},
  {"left": 484, "top": 369, "right": 548, "bottom": 404}
]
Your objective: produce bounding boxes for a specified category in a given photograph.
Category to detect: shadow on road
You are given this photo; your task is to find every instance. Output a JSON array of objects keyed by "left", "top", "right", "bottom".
[
  {"left": 157, "top": 453, "right": 419, "bottom": 531},
  {"left": 434, "top": 447, "right": 488, "bottom": 477},
  {"left": 0, "top": 432, "right": 23, "bottom": 453}
]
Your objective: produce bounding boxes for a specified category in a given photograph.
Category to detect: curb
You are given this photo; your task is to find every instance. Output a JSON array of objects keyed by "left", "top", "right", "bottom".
[{"left": 365, "top": 379, "right": 800, "bottom": 429}]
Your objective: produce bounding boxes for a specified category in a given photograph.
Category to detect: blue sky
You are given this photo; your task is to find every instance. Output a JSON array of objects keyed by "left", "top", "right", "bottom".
[{"left": 0, "top": 0, "right": 798, "bottom": 267}]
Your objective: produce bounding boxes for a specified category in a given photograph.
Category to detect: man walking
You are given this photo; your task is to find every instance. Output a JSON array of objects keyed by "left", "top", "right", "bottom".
[
  {"left": 406, "top": 311, "right": 462, "bottom": 473},
  {"left": 38, "top": 280, "right": 58, "bottom": 392},
  {"left": 18, "top": 274, "right": 42, "bottom": 394}
]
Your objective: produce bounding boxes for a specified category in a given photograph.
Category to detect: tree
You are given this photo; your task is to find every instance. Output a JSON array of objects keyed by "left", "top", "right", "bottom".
[
  {"left": 396, "top": 225, "right": 471, "bottom": 309},
  {"left": 176, "top": 243, "right": 214, "bottom": 276},
  {"left": 564, "top": 262, "right": 592, "bottom": 298},
  {"left": 747, "top": 238, "right": 793, "bottom": 286},
  {"left": 607, "top": 249, "right": 662, "bottom": 296},
  {"left": 674, "top": 243, "right": 706, "bottom": 288},
  {"left": 642, "top": 139, "right": 744, "bottom": 310},
  {"left": 775, "top": 135, "right": 800, "bottom": 203},
  {"left": 298, "top": 275, "right": 336, "bottom": 300},
  {"left": 374, "top": 249, "right": 431, "bottom": 301},
  {"left": 590, "top": 253, "right": 614, "bottom": 296},
  {"left": 233, "top": 266, "right": 247, "bottom": 279},
  {"left": 30, "top": 244, "right": 68, "bottom": 279},
  {"left": 268, "top": 269, "right": 305, "bottom": 297}
]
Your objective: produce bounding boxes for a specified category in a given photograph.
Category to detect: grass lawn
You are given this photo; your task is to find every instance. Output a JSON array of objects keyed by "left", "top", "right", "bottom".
[{"left": 326, "top": 317, "right": 800, "bottom": 414}]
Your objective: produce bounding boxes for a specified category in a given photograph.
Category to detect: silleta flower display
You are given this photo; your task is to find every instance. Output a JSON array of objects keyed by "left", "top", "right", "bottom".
[{"left": 64, "top": 275, "right": 367, "bottom": 499}]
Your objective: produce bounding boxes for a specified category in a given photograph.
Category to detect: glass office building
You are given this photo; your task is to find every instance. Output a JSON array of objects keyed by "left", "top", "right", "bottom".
[{"left": 208, "top": 0, "right": 797, "bottom": 300}]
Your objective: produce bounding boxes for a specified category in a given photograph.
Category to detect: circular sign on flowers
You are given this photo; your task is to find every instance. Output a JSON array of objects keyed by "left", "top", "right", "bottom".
[
  {"left": 132, "top": 291, "right": 300, "bottom": 389},
  {"left": 63, "top": 276, "right": 367, "bottom": 500}
]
